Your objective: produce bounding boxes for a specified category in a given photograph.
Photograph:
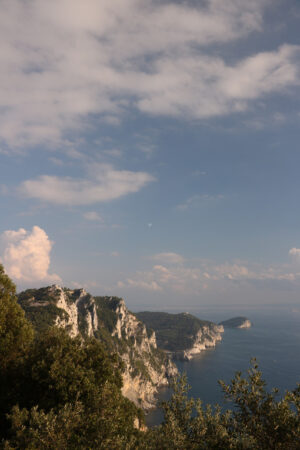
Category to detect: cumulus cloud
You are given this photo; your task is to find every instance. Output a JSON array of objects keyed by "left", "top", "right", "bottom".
[
  {"left": 0, "top": 0, "right": 299, "bottom": 149},
  {"left": 0, "top": 226, "right": 60, "bottom": 283},
  {"left": 289, "top": 247, "right": 300, "bottom": 257},
  {"left": 18, "top": 164, "right": 155, "bottom": 205}
]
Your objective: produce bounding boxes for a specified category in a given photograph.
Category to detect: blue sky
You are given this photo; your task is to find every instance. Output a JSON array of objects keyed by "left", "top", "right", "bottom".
[{"left": 0, "top": 0, "right": 300, "bottom": 309}]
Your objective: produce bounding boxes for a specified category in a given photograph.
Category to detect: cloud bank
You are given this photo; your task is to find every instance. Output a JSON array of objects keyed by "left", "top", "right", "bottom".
[
  {"left": 118, "top": 250, "right": 300, "bottom": 294},
  {"left": 0, "top": 226, "right": 60, "bottom": 283},
  {"left": 1, "top": 0, "right": 299, "bottom": 149}
]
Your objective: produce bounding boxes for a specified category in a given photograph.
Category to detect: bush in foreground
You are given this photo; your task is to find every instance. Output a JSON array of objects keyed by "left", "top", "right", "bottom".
[{"left": 142, "top": 361, "right": 300, "bottom": 449}]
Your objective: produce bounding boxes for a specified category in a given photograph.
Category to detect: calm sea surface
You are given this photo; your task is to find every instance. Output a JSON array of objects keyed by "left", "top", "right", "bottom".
[{"left": 145, "top": 305, "right": 300, "bottom": 427}]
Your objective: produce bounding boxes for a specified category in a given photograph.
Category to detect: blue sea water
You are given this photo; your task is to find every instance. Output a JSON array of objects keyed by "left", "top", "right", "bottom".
[{"left": 145, "top": 305, "right": 300, "bottom": 427}]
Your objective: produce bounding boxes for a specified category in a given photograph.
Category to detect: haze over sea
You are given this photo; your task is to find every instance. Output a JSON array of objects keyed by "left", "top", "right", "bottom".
[{"left": 145, "top": 304, "right": 300, "bottom": 427}]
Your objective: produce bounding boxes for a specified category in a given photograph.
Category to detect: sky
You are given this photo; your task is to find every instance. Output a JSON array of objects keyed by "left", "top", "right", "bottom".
[{"left": 0, "top": 0, "right": 300, "bottom": 310}]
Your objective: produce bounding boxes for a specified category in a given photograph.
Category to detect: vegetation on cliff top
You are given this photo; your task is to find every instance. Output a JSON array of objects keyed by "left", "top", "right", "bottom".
[
  {"left": 135, "top": 311, "right": 215, "bottom": 351},
  {"left": 219, "top": 316, "right": 251, "bottom": 328}
]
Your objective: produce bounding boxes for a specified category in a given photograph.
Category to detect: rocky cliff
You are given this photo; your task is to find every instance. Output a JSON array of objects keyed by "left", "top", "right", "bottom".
[
  {"left": 173, "top": 323, "right": 224, "bottom": 361},
  {"left": 136, "top": 311, "right": 224, "bottom": 361},
  {"left": 18, "top": 286, "right": 177, "bottom": 409}
]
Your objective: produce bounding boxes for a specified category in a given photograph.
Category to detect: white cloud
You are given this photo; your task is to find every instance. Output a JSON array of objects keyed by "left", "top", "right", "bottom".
[
  {"left": 152, "top": 252, "right": 185, "bottom": 264},
  {"left": 289, "top": 247, "right": 300, "bottom": 257},
  {"left": 117, "top": 254, "right": 300, "bottom": 294},
  {"left": 213, "top": 263, "right": 250, "bottom": 280},
  {"left": 19, "top": 164, "right": 155, "bottom": 205},
  {"left": 0, "top": 226, "right": 60, "bottom": 283},
  {"left": 83, "top": 211, "right": 103, "bottom": 221},
  {"left": 118, "top": 278, "right": 162, "bottom": 292},
  {"left": 176, "top": 194, "right": 224, "bottom": 211},
  {"left": 1, "top": 0, "right": 299, "bottom": 149}
]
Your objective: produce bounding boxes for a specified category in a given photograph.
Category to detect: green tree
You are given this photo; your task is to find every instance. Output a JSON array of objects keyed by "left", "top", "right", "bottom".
[
  {"left": 142, "top": 361, "right": 300, "bottom": 449},
  {"left": 0, "top": 264, "right": 34, "bottom": 370},
  {"left": 219, "top": 359, "right": 300, "bottom": 449},
  {"left": 0, "top": 264, "right": 34, "bottom": 438},
  {"left": 4, "top": 327, "right": 143, "bottom": 448}
]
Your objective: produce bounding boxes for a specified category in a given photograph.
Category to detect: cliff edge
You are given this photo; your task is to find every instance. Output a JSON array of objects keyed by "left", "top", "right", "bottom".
[{"left": 136, "top": 311, "right": 224, "bottom": 361}]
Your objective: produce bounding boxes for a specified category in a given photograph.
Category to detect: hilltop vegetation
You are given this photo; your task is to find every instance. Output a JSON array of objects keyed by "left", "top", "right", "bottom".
[
  {"left": 135, "top": 311, "right": 218, "bottom": 352},
  {"left": 219, "top": 316, "right": 252, "bottom": 328}
]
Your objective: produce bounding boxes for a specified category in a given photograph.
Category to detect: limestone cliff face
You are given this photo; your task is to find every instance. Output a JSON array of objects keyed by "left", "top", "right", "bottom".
[
  {"left": 52, "top": 285, "right": 98, "bottom": 338},
  {"left": 110, "top": 298, "right": 177, "bottom": 408},
  {"left": 18, "top": 286, "right": 177, "bottom": 409},
  {"left": 173, "top": 324, "right": 224, "bottom": 361}
]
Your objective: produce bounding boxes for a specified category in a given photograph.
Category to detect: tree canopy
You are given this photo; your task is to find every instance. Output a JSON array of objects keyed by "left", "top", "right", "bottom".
[{"left": 0, "top": 264, "right": 34, "bottom": 370}]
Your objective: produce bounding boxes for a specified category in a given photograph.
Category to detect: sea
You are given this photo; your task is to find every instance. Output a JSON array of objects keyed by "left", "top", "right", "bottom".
[{"left": 144, "top": 304, "right": 300, "bottom": 427}]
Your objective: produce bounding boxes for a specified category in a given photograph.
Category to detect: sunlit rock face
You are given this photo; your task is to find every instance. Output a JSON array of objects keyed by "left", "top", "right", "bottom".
[
  {"left": 173, "top": 324, "right": 224, "bottom": 361},
  {"left": 18, "top": 286, "right": 177, "bottom": 409}
]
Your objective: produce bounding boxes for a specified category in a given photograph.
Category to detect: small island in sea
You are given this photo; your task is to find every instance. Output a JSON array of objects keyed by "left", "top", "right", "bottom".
[{"left": 219, "top": 316, "right": 252, "bottom": 328}]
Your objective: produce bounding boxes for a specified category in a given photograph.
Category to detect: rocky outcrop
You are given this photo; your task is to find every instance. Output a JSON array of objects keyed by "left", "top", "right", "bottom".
[
  {"left": 173, "top": 324, "right": 224, "bottom": 361},
  {"left": 219, "top": 317, "right": 252, "bottom": 328},
  {"left": 106, "top": 297, "right": 177, "bottom": 408},
  {"left": 136, "top": 311, "right": 224, "bottom": 361},
  {"left": 18, "top": 286, "right": 177, "bottom": 409},
  {"left": 52, "top": 285, "right": 98, "bottom": 338}
]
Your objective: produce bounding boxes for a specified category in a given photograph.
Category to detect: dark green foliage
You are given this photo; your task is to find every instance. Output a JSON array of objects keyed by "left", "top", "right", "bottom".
[
  {"left": 19, "top": 302, "right": 66, "bottom": 333},
  {"left": 2, "top": 327, "right": 143, "bottom": 447},
  {"left": 18, "top": 288, "right": 67, "bottom": 334},
  {"left": 141, "top": 360, "right": 300, "bottom": 449},
  {"left": 94, "top": 296, "right": 118, "bottom": 332},
  {"left": 0, "top": 266, "right": 34, "bottom": 371},
  {"left": 6, "top": 397, "right": 142, "bottom": 449},
  {"left": 18, "top": 327, "right": 123, "bottom": 409},
  {"left": 219, "top": 316, "right": 250, "bottom": 328},
  {"left": 136, "top": 311, "right": 213, "bottom": 351},
  {"left": 0, "top": 265, "right": 35, "bottom": 438},
  {"left": 18, "top": 287, "right": 61, "bottom": 305}
]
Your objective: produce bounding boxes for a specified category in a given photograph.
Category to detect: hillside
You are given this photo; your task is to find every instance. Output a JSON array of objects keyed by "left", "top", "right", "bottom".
[
  {"left": 135, "top": 311, "right": 224, "bottom": 360},
  {"left": 18, "top": 285, "right": 177, "bottom": 409}
]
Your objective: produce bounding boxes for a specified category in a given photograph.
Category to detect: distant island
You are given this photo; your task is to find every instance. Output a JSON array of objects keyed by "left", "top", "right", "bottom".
[{"left": 219, "top": 316, "right": 252, "bottom": 328}]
